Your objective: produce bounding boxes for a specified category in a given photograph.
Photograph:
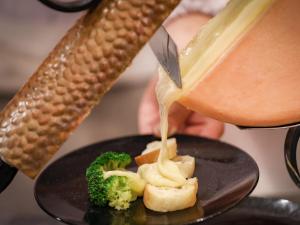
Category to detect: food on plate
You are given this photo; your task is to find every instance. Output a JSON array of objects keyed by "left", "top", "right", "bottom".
[
  {"left": 0, "top": 0, "right": 181, "bottom": 178},
  {"left": 86, "top": 152, "right": 145, "bottom": 210},
  {"left": 144, "top": 177, "right": 198, "bottom": 212},
  {"left": 134, "top": 138, "right": 177, "bottom": 166},
  {"left": 138, "top": 162, "right": 183, "bottom": 188},
  {"left": 137, "top": 138, "right": 198, "bottom": 212},
  {"left": 173, "top": 155, "right": 195, "bottom": 179},
  {"left": 86, "top": 138, "right": 197, "bottom": 212}
]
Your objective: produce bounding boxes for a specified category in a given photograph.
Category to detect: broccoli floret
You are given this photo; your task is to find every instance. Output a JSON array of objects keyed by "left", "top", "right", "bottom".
[
  {"left": 86, "top": 152, "right": 136, "bottom": 209},
  {"left": 87, "top": 151, "right": 131, "bottom": 172},
  {"left": 86, "top": 165, "right": 106, "bottom": 206},
  {"left": 105, "top": 176, "right": 137, "bottom": 210}
]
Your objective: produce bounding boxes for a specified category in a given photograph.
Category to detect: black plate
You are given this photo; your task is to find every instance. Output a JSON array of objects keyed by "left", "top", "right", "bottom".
[{"left": 35, "top": 135, "right": 259, "bottom": 225}]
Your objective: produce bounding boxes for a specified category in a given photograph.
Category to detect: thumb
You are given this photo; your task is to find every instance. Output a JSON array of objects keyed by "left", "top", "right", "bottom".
[{"left": 168, "top": 102, "right": 191, "bottom": 131}]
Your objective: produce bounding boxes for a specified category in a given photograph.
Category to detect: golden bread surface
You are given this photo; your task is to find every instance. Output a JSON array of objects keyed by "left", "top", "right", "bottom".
[
  {"left": 135, "top": 138, "right": 177, "bottom": 165},
  {"left": 143, "top": 177, "right": 198, "bottom": 212}
]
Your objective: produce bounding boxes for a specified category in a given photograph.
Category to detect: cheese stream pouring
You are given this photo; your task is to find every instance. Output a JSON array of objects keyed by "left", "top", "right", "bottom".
[{"left": 157, "top": 0, "right": 300, "bottom": 127}]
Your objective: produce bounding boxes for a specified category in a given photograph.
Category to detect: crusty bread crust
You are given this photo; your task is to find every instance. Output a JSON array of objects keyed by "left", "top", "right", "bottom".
[
  {"left": 135, "top": 150, "right": 162, "bottom": 166},
  {"left": 135, "top": 147, "right": 177, "bottom": 166},
  {"left": 143, "top": 178, "right": 198, "bottom": 212},
  {"left": 135, "top": 138, "right": 177, "bottom": 166}
]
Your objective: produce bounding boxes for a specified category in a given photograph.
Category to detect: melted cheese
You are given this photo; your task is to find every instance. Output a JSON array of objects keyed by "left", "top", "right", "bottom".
[
  {"left": 138, "top": 164, "right": 183, "bottom": 188},
  {"left": 137, "top": 70, "right": 186, "bottom": 188}
]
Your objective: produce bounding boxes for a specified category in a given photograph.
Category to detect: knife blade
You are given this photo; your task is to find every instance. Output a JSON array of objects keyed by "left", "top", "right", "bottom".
[{"left": 149, "top": 26, "right": 182, "bottom": 88}]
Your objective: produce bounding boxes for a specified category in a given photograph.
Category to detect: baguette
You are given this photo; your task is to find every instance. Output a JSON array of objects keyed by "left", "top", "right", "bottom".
[
  {"left": 143, "top": 178, "right": 198, "bottom": 212},
  {"left": 173, "top": 155, "right": 195, "bottom": 178},
  {"left": 135, "top": 138, "right": 177, "bottom": 166}
]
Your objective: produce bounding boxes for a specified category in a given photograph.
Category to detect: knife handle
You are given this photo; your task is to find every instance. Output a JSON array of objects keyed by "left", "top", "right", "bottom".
[{"left": 0, "top": 159, "right": 18, "bottom": 193}]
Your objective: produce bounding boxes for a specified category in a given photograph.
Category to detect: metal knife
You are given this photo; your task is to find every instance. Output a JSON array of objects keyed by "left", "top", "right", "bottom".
[{"left": 149, "top": 26, "right": 182, "bottom": 88}]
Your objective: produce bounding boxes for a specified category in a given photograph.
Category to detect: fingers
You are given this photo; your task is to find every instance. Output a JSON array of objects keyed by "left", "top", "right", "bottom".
[
  {"left": 138, "top": 79, "right": 224, "bottom": 140},
  {"left": 151, "top": 103, "right": 192, "bottom": 137},
  {"left": 138, "top": 77, "right": 192, "bottom": 137},
  {"left": 168, "top": 102, "right": 192, "bottom": 134},
  {"left": 138, "top": 75, "right": 224, "bottom": 140},
  {"left": 181, "top": 113, "right": 224, "bottom": 139}
]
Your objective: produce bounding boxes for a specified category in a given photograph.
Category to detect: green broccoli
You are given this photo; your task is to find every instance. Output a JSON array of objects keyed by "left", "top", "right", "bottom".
[
  {"left": 86, "top": 151, "right": 144, "bottom": 210},
  {"left": 105, "top": 176, "right": 137, "bottom": 210}
]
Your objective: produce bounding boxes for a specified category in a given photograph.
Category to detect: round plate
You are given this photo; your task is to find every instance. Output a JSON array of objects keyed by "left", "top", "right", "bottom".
[{"left": 35, "top": 135, "right": 259, "bottom": 225}]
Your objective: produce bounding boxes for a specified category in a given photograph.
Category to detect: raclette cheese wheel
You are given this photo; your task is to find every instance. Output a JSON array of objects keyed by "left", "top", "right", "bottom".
[{"left": 179, "top": 0, "right": 300, "bottom": 127}]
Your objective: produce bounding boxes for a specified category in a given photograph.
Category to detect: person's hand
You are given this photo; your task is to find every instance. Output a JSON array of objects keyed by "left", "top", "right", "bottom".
[
  {"left": 138, "top": 13, "right": 224, "bottom": 139},
  {"left": 138, "top": 77, "right": 224, "bottom": 139}
]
